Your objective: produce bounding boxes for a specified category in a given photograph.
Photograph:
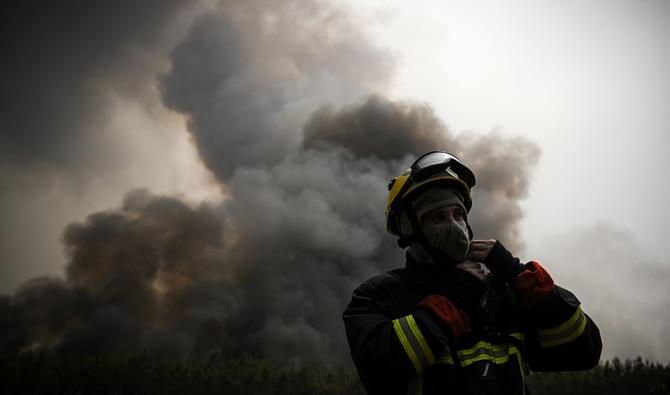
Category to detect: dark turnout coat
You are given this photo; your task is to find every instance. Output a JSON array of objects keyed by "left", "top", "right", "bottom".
[{"left": 342, "top": 245, "right": 602, "bottom": 395}]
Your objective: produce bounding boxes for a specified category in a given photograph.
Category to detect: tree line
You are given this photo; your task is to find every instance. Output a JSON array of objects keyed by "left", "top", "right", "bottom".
[{"left": 1, "top": 351, "right": 668, "bottom": 394}]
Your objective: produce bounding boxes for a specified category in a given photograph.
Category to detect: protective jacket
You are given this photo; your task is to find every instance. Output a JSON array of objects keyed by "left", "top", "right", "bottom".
[{"left": 342, "top": 242, "right": 602, "bottom": 395}]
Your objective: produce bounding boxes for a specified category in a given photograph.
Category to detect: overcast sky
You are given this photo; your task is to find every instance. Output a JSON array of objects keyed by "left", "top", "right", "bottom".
[
  {"left": 1, "top": 0, "right": 668, "bottom": 362},
  {"left": 350, "top": 0, "right": 670, "bottom": 361},
  {"left": 352, "top": 0, "right": 670, "bottom": 255}
]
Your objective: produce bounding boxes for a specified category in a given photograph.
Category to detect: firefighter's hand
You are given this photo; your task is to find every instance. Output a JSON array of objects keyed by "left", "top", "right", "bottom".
[
  {"left": 454, "top": 260, "right": 487, "bottom": 282},
  {"left": 471, "top": 240, "right": 525, "bottom": 283},
  {"left": 467, "top": 239, "right": 497, "bottom": 262}
]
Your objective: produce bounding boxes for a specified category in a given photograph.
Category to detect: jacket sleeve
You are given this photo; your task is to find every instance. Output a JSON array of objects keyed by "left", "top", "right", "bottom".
[
  {"left": 342, "top": 274, "right": 469, "bottom": 393},
  {"left": 484, "top": 241, "right": 602, "bottom": 371},
  {"left": 513, "top": 261, "right": 603, "bottom": 371}
]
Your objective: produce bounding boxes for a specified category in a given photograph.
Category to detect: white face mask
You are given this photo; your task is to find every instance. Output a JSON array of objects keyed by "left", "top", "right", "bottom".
[{"left": 408, "top": 221, "right": 470, "bottom": 265}]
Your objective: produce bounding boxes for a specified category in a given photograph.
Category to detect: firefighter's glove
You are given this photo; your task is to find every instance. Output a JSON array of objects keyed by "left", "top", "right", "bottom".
[
  {"left": 419, "top": 269, "right": 486, "bottom": 319},
  {"left": 418, "top": 269, "right": 486, "bottom": 338},
  {"left": 483, "top": 240, "right": 524, "bottom": 284}
]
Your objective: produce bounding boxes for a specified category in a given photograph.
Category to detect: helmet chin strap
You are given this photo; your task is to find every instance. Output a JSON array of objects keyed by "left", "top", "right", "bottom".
[{"left": 397, "top": 202, "right": 459, "bottom": 268}]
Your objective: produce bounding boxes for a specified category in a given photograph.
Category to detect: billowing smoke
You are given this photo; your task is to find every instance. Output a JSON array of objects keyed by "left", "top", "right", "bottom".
[
  {"left": 302, "top": 96, "right": 540, "bottom": 252},
  {"left": 0, "top": 0, "right": 209, "bottom": 293},
  {"left": 303, "top": 96, "right": 449, "bottom": 159},
  {"left": 1, "top": 0, "right": 541, "bottom": 364},
  {"left": 160, "top": 0, "right": 393, "bottom": 181},
  {"left": 535, "top": 223, "right": 670, "bottom": 362},
  {"left": 0, "top": 0, "right": 191, "bottom": 168},
  {"left": 1, "top": 190, "right": 236, "bottom": 355}
]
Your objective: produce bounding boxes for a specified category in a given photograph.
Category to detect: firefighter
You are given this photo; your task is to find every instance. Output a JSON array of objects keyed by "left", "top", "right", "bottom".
[{"left": 342, "top": 151, "right": 602, "bottom": 394}]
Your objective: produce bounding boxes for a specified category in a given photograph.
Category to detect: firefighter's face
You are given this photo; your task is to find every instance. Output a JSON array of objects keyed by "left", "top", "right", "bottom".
[
  {"left": 420, "top": 204, "right": 467, "bottom": 230},
  {"left": 417, "top": 203, "right": 470, "bottom": 263}
]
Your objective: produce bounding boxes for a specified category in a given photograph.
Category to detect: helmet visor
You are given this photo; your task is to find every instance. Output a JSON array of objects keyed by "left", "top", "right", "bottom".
[{"left": 411, "top": 151, "right": 475, "bottom": 187}]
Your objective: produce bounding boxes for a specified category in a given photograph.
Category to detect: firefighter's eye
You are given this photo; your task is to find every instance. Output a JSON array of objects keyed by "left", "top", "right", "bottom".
[
  {"left": 425, "top": 211, "right": 446, "bottom": 224},
  {"left": 432, "top": 214, "right": 445, "bottom": 222}
]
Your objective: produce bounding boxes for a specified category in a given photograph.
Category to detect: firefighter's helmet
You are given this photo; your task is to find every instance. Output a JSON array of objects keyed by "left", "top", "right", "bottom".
[{"left": 385, "top": 151, "right": 476, "bottom": 237}]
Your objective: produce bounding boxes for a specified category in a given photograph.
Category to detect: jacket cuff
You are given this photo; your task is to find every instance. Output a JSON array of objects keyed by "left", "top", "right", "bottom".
[
  {"left": 513, "top": 261, "right": 555, "bottom": 306},
  {"left": 484, "top": 240, "right": 525, "bottom": 283},
  {"left": 416, "top": 295, "right": 471, "bottom": 339}
]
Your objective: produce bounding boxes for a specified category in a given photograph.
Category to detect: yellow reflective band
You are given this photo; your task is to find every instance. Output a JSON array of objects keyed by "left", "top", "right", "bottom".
[
  {"left": 406, "top": 315, "right": 436, "bottom": 364},
  {"left": 512, "top": 349, "right": 527, "bottom": 391},
  {"left": 508, "top": 331, "right": 527, "bottom": 387},
  {"left": 538, "top": 306, "right": 588, "bottom": 348},
  {"left": 538, "top": 306, "right": 583, "bottom": 335},
  {"left": 435, "top": 335, "right": 527, "bottom": 391},
  {"left": 393, "top": 318, "right": 423, "bottom": 373},
  {"left": 436, "top": 340, "right": 523, "bottom": 367},
  {"left": 510, "top": 332, "right": 525, "bottom": 342},
  {"left": 393, "top": 315, "right": 435, "bottom": 374}
]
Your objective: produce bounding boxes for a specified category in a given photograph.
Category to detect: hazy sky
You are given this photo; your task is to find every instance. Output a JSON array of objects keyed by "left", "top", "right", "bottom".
[
  {"left": 352, "top": 0, "right": 670, "bottom": 255},
  {"left": 350, "top": 0, "right": 670, "bottom": 361},
  {"left": 1, "top": 0, "right": 668, "bottom": 362}
]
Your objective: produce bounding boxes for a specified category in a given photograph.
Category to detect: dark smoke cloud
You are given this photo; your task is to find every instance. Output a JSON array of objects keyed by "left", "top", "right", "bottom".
[
  {"left": 303, "top": 96, "right": 540, "bottom": 252},
  {"left": 160, "top": 0, "right": 393, "bottom": 181},
  {"left": 303, "top": 95, "right": 450, "bottom": 160},
  {"left": 0, "top": 189, "right": 236, "bottom": 355},
  {"left": 0, "top": 0, "right": 190, "bottom": 168},
  {"left": 2, "top": 0, "right": 543, "bottom": 364},
  {"left": 0, "top": 0, "right": 210, "bottom": 293},
  {"left": 461, "top": 133, "right": 541, "bottom": 253}
]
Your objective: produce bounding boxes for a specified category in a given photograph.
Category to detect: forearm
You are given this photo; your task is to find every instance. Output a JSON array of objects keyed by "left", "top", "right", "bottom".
[{"left": 484, "top": 241, "right": 603, "bottom": 370}]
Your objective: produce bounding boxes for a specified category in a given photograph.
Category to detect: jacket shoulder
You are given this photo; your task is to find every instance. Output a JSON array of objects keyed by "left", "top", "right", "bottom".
[
  {"left": 344, "top": 268, "right": 411, "bottom": 318},
  {"left": 357, "top": 268, "right": 405, "bottom": 292}
]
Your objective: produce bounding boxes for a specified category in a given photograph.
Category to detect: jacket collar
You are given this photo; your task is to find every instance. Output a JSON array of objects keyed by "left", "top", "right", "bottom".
[{"left": 404, "top": 253, "right": 451, "bottom": 294}]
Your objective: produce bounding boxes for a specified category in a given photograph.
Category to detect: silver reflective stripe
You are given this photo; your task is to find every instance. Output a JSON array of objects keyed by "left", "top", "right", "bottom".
[
  {"left": 436, "top": 334, "right": 525, "bottom": 367},
  {"left": 433, "top": 336, "right": 527, "bottom": 392},
  {"left": 538, "top": 306, "right": 587, "bottom": 347},
  {"left": 398, "top": 316, "right": 433, "bottom": 370},
  {"left": 458, "top": 343, "right": 510, "bottom": 359},
  {"left": 392, "top": 315, "right": 435, "bottom": 374}
]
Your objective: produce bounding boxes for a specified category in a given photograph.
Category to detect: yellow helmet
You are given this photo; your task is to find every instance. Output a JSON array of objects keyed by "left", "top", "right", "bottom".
[{"left": 385, "top": 151, "right": 476, "bottom": 237}]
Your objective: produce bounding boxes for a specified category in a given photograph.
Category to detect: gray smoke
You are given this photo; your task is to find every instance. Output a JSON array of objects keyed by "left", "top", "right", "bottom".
[
  {"left": 0, "top": 0, "right": 190, "bottom": 168},
  {"left": 461, "top": 133, "right": 541, "bottom": 253},
  {"left": 536, "top": 223, "right": 670, "bottom": 362},
  {"left": 302, "top": 96, "right": 540, "bottom": 252},
  {"left": 303, "top": 96, "right": 450, "bottom": 159},
  {"left": 0, "top": 189, "right": 235, "bottom": 355},
  {"left": 2, "top": 0, "right": 543, "bottom": 364},
  {"left": 160, "top": 0, "right": 393, "bottom": 181},
  {"left": 0, "top": 0, "right": 206, "bottom": 293}
]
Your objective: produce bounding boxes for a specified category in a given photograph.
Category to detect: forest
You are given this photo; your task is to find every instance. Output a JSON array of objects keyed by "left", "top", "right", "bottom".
[{"left": 1, "top": 352, "right": 668, "bottom": 394}]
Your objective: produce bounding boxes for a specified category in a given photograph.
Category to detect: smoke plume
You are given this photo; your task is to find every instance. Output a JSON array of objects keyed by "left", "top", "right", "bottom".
[
  {"left": 1, "top": 190, "right": 236, "bottom": 355},
  {"left": 1, "top": 0, "right": 542, "bottom": 364},
  {"left": 160, "top": 0, "right": 393, "bottom": 181},
  {"left": 302, "top": 96, "right": 540, "bottom": 252},
  {"left": 0, "top": 0, "right": 209, "bottom": 293},
  {"left": 0, "top": 0, "right": 190, "bottom": 168},
  {"left": 536, "top": 223, "right": 670, "bottom": 362}
]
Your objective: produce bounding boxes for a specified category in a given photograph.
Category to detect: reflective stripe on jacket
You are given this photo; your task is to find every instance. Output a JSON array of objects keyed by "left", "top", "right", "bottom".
[{"left": 342, "top": 261, "right": 602, "bottom": 395}]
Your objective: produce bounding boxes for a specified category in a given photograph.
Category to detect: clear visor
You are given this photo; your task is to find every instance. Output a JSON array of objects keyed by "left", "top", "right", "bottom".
[
  {"left": 411, "top": 151, "right": 474, "bottom": 187},
  {"left": 413, "top": 152, "right": 458, "bottom": 170}
]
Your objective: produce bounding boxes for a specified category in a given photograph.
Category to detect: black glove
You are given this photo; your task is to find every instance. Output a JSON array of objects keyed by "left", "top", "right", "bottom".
[{"left": 484, "top": 241, "right": 525, "bottom": 284}]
